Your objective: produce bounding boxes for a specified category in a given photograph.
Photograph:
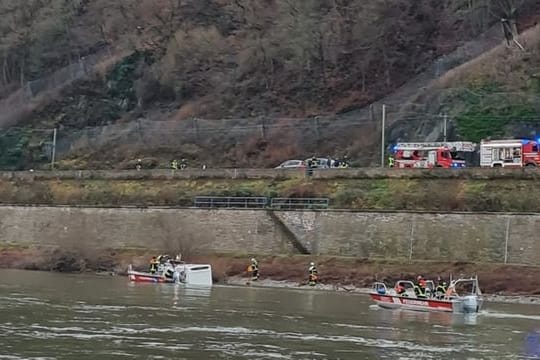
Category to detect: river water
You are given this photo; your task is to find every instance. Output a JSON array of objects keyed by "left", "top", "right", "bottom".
[{"left": 0, "top": 270, "right": 539, "bottom": 360}]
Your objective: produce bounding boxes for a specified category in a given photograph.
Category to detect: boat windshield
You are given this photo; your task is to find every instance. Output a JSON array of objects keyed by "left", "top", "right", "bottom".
[{"left": 451, "top": 278, "right": 481, "bottom": 296}]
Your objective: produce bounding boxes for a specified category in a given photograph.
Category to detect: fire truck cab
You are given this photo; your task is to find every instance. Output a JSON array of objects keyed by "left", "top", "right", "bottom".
[
  {"left": 392, "top": 142, "right": 476, "bottom": 169},
  {"left": 480, "top": 139, "right": 540, "bottom": 167}
]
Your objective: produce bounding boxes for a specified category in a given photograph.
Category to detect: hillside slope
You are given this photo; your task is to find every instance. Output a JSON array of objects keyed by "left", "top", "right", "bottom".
[{"left": 0, "top": 0, "right": 538, "bottom": 169}]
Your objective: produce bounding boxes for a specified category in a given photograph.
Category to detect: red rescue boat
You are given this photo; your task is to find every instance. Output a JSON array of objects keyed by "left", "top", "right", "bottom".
[{"left": 369, "top": 277, "right": 482, "bottom": 314}]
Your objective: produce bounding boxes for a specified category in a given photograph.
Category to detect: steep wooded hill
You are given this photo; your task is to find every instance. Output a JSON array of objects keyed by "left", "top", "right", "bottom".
[{"left": 0, "top": 0, "right": 538, "bottom": 169}]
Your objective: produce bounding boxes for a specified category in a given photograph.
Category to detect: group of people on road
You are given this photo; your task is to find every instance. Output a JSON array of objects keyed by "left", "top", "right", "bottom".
[
  {"left": 394, "top": 275, "right": 448, "bottom": 298},
  {"left": 170, "top": 159, "right": 188, "bottom": 170},
  {"left": 306, "top": 156, "right": 350, "bottom": 169},
  {"left": 247, "top": 258, "right": 319, "bottom": 286},
  {"left": 135, "top": 158, "right": 208, "bottom": 170}
]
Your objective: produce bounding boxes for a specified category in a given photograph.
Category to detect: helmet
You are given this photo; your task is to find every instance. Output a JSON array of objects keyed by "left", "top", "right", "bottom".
[
  {"left": 417, "top": 275, "right": 422, "bottom": 280},
  {"left": 250, "top": 258, "right": 255, "bottom": 262},
  {"left": 310, "top": 262, "right": 315, "bottom": 266}
]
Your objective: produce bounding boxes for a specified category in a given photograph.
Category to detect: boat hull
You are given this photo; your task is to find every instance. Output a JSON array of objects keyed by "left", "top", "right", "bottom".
[
  {"left": 128, "top": 271, "right": 174, "bottom": 283},
  {"left": 370, "top": 293, "right": 479, "bottom": 313}
]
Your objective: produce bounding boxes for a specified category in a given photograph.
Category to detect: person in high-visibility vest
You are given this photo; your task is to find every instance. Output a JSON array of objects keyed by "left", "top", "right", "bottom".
[
  {"left": 248, "top": 258, "right": 259, "bottom": 281},
  {"left": 388, "top": 155, "right": 394, "bottom": 168},
  {"left": 171, "top": 159, "right": 178, "bottom": 170},
  {"left": 308, "top": 262, "right": 318, "bottom": 286},
  {"left": 414, "top": 275, "right": 427, "bottom": 298},
  {"left": 149, "top": 256, "right": 159, "bottom": 274},
  {"left": 435, "top": 277, "right": 448, "bottom": 299}
]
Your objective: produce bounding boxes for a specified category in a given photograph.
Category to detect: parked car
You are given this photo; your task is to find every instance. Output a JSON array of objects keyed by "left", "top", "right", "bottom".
[{"left": 275, "top": 160, "right": 306, "bottom": 169}]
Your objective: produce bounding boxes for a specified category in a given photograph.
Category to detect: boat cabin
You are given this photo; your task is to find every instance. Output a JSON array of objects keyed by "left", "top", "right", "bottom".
[{"left": 373, "top": 279, "right": 437, "bottom": 298}]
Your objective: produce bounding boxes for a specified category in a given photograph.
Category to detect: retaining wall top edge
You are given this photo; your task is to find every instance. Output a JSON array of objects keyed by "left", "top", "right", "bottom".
[{"left": 0, "top": 203, "right": 538, "bottom": 216}]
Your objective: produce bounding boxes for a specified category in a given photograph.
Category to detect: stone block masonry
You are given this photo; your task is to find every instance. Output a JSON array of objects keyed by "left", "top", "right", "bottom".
[{"left": 0, "top": 206, "right": 538, "bottom": 266}]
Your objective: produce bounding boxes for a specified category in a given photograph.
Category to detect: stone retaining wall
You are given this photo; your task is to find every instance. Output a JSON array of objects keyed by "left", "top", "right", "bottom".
[{"left": 0, "top": 206, "right": 538, "bottom": 265}]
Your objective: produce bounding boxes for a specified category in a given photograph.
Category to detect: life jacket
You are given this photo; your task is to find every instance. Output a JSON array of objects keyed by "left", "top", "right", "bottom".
[
  {"left": 436, "top": 285, "right": 447, "bottom": 293},
  {"left": 414, "top": 285, "right": 426, "bottom": 297}
]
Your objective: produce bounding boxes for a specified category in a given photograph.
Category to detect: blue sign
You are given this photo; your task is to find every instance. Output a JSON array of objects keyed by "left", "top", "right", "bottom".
[{"left": 525, "top": 330, "right": 540, "bottom": 357}]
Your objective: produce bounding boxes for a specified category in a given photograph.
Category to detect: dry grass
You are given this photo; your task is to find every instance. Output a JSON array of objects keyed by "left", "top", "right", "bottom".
[
  {"left": 1, "top": 177, "right": 540, "bottom": 212},
  {"left": 435, "top": 24, "right": 540, "bottom": 89}
]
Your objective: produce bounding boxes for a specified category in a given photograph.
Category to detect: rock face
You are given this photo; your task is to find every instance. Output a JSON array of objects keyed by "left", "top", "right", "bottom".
[{"left": 0, "top": 206, "right": 539, "bottom": 266}]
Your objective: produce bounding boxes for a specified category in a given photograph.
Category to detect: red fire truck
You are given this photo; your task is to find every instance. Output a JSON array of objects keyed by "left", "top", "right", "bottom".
[
  {"left": 391, "top": 142, "right": 476, "bottom": 169},
  {"left": 480, "top": 139, "right": 540, "bottom": 167}
]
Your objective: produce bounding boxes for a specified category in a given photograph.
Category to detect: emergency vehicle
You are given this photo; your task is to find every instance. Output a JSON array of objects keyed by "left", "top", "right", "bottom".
[
  {"left": 392, "top": 142, "right": 476, "bottom": 169},
  {"left": 480, "top": 139, "right": 540, "bottom": 167}
]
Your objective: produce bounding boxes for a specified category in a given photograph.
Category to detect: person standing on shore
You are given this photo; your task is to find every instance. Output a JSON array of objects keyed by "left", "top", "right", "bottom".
[
  {"left": 308, "top": 262, "right": 318, "bottom": 286},
  {"left": 248, "top": 258, "right": 259, "bottom": 281}
]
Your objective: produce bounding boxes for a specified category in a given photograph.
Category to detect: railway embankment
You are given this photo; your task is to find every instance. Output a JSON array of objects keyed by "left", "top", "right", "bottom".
[{"left": 1, "top": 168, "right": 540, "bottom": 212}]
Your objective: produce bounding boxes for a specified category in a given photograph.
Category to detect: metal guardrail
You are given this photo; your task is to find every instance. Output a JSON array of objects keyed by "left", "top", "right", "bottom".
[
  {"left": 193, "top": 196, "right": 268, "bottom": 208},
  {"left": 270, "top": 198, "right": 330, "bottom": 209},
  {"left": 193, "top": 196, "right": 330, "bottom": 209}
]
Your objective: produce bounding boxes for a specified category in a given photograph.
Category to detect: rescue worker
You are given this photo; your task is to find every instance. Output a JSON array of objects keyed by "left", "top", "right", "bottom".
[
  {"left": 136, "top": 158, "right": 143, "bottom": 171},
  {"left": 171, "top": 159, "right": 178, "bottom": 170},
  {"left": 388, "top": 155, "right": 394, "bottom": 168},
  {"left": 415, "top": 275, "right": 427, "bottom": 298},
  {"left": 342, "top": 155, "right": 350, "bottom": 168},
  {"left": 157, "top": 254, "right": 170, "bottom": 264},
  {"left": 395, "top": 282, "right": 406, "bottom": 296},
  {"left": 436, "top": 277, "right": 448, "bottom": 299},
  {"left": 309, "top": 156, "right": 318, "bottom": 169},
  {"left": 308, "top": 262, "right": 318, "bottom": 286},
  {"left": 180, "top": 158, "right": 187, "bottom": 170},
  {"left": 248, "top": 258, "right": 259, "bottom": 281},
  {"left": 149, "top": 256, "right": 159, "bottom": 274}
]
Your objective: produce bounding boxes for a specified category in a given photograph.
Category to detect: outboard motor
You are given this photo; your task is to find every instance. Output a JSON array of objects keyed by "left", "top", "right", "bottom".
[{"left": 462, "top": 295, "right": 478, "bottom": 313}]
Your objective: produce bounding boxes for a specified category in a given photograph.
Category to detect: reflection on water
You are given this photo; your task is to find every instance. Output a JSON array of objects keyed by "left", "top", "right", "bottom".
[
  {"left": 0, "top": 270, "right": 539, "bottom": 360},
  {"left": 374, "top": 306, "right": 479, "bottom": 327}
]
